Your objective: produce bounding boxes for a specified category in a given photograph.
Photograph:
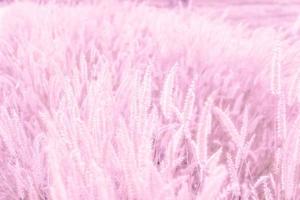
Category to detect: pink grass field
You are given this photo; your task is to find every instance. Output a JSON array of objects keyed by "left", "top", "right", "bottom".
[{"left": 0, "top": 0, "right": 300, "bottom": 199}]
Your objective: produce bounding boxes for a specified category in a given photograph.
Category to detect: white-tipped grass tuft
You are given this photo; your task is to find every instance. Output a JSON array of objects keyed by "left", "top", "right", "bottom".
[
  {"left": 197, "top": 94, "right": 214, "bottom": 162},
  {"left": 213, "top": 106, "right": 241, "bottom": 147},
  {"left": 182, "top": 75, "right": 197, "bottom": 131},
  {"left": 160, "top": 63, "right": 177, "bottom": 120}
]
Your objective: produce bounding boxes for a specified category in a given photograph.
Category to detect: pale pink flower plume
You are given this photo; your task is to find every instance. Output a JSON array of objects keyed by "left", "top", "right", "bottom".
[{"left": 0, "top": 0, "right": 299, "bottom": 199}]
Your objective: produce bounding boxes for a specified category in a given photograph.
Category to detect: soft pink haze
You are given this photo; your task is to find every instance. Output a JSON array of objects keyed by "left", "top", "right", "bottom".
[{"left": 0, "top": 0, "right": 299, "bottom": 199}]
